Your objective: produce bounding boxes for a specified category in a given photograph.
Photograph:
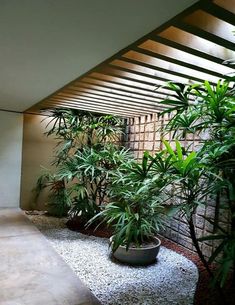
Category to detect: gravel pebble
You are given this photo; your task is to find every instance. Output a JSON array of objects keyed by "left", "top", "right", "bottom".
[{"left": 27, "top": 214, "right": 198, "bottom": 305}]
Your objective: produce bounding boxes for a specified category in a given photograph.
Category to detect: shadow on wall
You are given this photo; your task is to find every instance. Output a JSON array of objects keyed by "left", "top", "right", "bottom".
[{"left": 20, "top": 113, "right": 56, "bottom": 210}]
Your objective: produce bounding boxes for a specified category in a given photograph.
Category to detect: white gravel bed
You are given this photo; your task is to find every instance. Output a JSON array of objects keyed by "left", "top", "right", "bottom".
[{"left": 27, "top": 214, "right": 198, "bottom": 305}]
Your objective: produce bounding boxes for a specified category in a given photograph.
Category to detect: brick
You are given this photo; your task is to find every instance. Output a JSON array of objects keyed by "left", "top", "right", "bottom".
[
  {"left": 178, "top": 236, "right": 193, "bottom": 250},
  {"left": 134, "top": 142, "right": 139, "bottom": 149},
  {"left": 139, "top": 142, "right": 144, "bottom": 150},
  {"left": 204, "top": 220, "right": 214, "bottom": 233},
  {"left": 202, "top": 244, "right": 213, "bottom": 259},
  {"left": 140, "top": 116, "right": 146, "bottom": 124},
  {"left": 134, "top": 133, "right": 140, "bottom": 141},
  {"left": 218, "top": 209, "right": 230, "bottom": 223},
  {"left": 170, "top": 219, "right": 179, "bottom": 231},
  {"left": 178, "top": 223, "right": 190, "bottom": 237},
  {"left": 196, "top": 228, "right": 204, "bottom": 239},
  {"left": 144, "top": 142, "right": 153, "bottom": 150},
  {"left": 148, "top": 123, "right": 154, "bottom": 132},
  {"left": 129, "top": 134, "right": 135, "bottom": 141},
  {"left": 206, "top": 206, "right": 215, "bottom": 218},
  {"left": 148, "top": 132, "right": 154, "bottom": 142},
  {"left": 195, "top": 215, "right": 205, "bottom": 230},
  {"left": 196, "top": 206, "right": 206, "bottom": 217},
  {"left": 170, "top": 230, "right": 179, "bottom": 242},
  {"left": 146, "top": 115, "right": 152, "bottom": 123},
  {"left": 155, "top": 132, "right": 161, "bottom": 140}
]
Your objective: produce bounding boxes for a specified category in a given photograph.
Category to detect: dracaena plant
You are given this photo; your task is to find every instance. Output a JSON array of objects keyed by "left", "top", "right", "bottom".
[{"left": 159, "top": 79, "right": 235, "bottom": 290}]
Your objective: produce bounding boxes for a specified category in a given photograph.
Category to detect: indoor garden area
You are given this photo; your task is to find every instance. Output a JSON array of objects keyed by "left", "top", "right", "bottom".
[{"left": 0, "top": 1, "right": 234, "bottom": 305}]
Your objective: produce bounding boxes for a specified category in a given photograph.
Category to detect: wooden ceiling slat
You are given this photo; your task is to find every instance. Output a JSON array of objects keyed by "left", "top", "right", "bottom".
[
  {"left": 77, "top": 77, "right": 169, "bottom": 99},
  {"left": 201, "top": 1, "right": 235, "bottom": 25},
  {"left": 48, "top": 99, "right": 149, "bottom": 115},
  {"left": 110, "top": 59, "right": 192, "bottom": 84},
  {"left": 87, "top": 72, "right": 162, "bottom": 93},
  {"left": 134, "top": 45, "right": 224, "bottom": 79},
  {"left": 175, "top": 24, "right": 235, "bottom": 52},
  {"left": 43, "top": 99, "right": 144, "bottom": 114},
  {"left": 158, "top": 26, "right": 235, "bottom": 61},
  {"left": 183, "top": 10, "right": 235, "bottom": 42},
  {"left": 41, "top": 102, "right": 136, "bottom": 117},
  {"left": 122, "top": 50, "right": 221, "bottom": 83},
  {"left": 49, "top": 98, "right": 161, "bottom": 114},
  {"left": 138, "top": 39, "right": 233, "bottom": 77},
  {"left": 86, "top": 73, "right": 178, "bottom": 99},
  {"left": 214, "top": 0, "right": 235, "bottom": 14},
  {"left": 53, "top": 92, "right": 166, "bottom": 111},
  {"left": 61, "top": 87, "right": 164, "bottom": 106},
  {"left": 98, "top": 67, "right": 167, "bottom": 87},
  {"left": 152, "top": 35, "right": 229, "bottom": 65},
  {"left": 68, "top": 82, "right": 169, "bottom": 102}
]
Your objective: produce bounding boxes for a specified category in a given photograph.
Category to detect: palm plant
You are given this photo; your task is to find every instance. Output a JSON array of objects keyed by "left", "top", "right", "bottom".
[
  {"left": 163, "top": 140, "right": 215, "bottom": 275},
  {"left": 58, "top": 144, "right": 132, "bottom": 224},
  {"left": 159, "top": 79, "right": 235, "bottom": 288},
  {"left": 89, "top": 151, "right": 174, "bottom": 251},
  {"left": 34, "top": 169, "right": 71, "bottom": 217},
  {"left": 35, "top": 108, "right": 128, "bottom": 222}
]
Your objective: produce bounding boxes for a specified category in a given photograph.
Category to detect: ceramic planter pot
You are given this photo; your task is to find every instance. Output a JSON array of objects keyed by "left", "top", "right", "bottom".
[{"left": 110, "top": 236, "right": 161, "bottom": 265}]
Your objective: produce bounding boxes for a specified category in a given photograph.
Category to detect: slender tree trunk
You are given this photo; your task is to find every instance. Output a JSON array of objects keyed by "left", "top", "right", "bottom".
[
  {"left": 188, "top": 215, "right": 213, "bottom": 276},
  {"left": 188, "top": 214, "right": 228, "bottom": 304}
]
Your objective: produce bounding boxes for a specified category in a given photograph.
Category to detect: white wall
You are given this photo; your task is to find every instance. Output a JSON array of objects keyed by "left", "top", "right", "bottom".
[{"left": 0, "top": 111, "right": 23, "bottom": 208}]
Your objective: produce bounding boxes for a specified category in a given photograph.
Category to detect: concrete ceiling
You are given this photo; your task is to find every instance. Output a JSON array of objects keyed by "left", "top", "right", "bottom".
[{"left": 0, "top": 0, "right": 198, "bottom": 112}]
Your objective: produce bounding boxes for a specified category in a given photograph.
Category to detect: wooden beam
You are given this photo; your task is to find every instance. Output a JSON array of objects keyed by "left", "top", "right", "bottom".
[
  {"left": 41, "top": 101, "right": 140, "bottom": 117},
  {"left": 200, "top": 1, "right": 235, "bottom": 26},
  {"left": 151, "top": 35, "right": 228, "bottom": 65},
  {"left": 158, "top": 25, "right": 235, "bottom": 61},
  {"left": 49, "top": 96, "right": 161, "bottom": 114},
  {"left": 59, "top": 88, "right": 166, "bottom": 109},
  {"left": 76, "top": 77, "right": 170, "bottom": 100},
  {"left": 54, "top": 92, "right": 160, "bottom": 110},
  {"left": 137, "top": 40, "right": 232, "bottom": 78},
  {"left": 67, "top": 83, "right": 168, "bottom": 103},
  {"left": 175, "top": 21, "right": 235, "bottom": 51},
  {"left": 112, "top": 58, "right": 201, "bottom": 84},
  {"left": 122, "top": 50, "right": 220, "bottom": 84}
]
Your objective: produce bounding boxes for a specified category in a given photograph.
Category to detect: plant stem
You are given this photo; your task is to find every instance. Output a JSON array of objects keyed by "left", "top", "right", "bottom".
[
  {"left": 188, "top": 214, "right": 228, "bottom": 305},
  {"left": 188, "top": 215, "right": 213, "bottom": 276}
]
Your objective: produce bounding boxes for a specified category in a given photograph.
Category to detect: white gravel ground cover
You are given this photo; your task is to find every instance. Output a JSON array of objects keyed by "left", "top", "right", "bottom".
[{"left": 27, "top": 214, "right": 198, "bottom": 305}]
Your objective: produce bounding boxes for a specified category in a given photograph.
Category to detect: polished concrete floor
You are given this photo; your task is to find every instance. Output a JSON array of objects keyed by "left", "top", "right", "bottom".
[{"left": 0, "top": 208, "right": 101, "bottom": 305}]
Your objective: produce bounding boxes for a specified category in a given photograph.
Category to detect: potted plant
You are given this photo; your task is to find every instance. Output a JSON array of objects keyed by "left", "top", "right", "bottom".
[{"left": 89, "top": 151, "right": 172, "bottom": 265}]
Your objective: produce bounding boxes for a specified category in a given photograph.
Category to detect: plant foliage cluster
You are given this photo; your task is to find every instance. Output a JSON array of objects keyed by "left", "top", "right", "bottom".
[
  {"left": 34, "top": 109, "right": 130, "bottom": 223},
  {"left": 158, "top": 80, "right": 235, "bottom": 289},
  {"left": 36, "top": 78, "right": 235, "bottom": 293}
]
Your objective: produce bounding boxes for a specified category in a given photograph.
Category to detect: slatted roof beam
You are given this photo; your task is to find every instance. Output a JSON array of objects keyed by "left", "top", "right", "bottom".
[
  {"left": 53, "top": 92, "right": 166, "bottom": 111},
  {"left": 175, "top": 22, "right": 235, "bottom": 51},
  {"left": 49, "top": 96, "right": 163, "bottom": 113}
]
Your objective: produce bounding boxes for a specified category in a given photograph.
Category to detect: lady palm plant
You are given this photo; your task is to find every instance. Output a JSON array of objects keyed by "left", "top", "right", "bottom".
[
  {"left": 89, "top": 151, "right": 174, "bottom": 251},
  {"left": 35, "top": 108, "right": 129, "bottom": 221},
  {"left": 160, "top": 79, "right": 235, "bottom": 288},
  {"left": 58, "top": 144, "right": 132, "bottom": 225},
  {"left": 42, "top": 108, "right": 123, "bottom": 164}
]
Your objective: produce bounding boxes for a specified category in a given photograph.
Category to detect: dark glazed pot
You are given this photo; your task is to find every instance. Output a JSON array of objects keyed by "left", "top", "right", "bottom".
[{"left": 110, "top": 236, "right": 161, "bottom": 265}]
